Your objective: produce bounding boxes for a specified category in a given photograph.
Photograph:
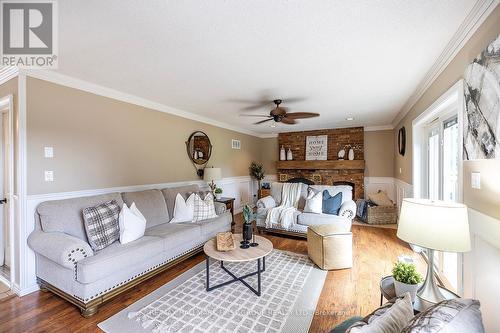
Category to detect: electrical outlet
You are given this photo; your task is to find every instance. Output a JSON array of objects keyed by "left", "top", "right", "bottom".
[
  {"left": 44, "top": 171, "right": 54, "bottom": 182},
  {"left": 44, "top": 146, "right": 54, "bottom": 158}
]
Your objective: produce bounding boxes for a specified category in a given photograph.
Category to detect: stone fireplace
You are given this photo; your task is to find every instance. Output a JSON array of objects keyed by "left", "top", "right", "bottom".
[{"left": 276, "top": 127, "right": 365, "bottom": 200}]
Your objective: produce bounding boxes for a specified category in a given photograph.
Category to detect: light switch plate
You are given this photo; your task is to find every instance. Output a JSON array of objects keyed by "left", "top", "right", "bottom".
[
  {"left": 44, "top": 147, "right": 54, "bottom": 158},
  {"left": 44, "top": 171, "right": 54, "bottom": 182},
  {"left": 471, "top": 172, "right": 481, "bottom": 189}
]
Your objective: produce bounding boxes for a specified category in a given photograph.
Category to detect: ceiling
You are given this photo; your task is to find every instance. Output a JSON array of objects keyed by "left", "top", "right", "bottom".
[{"left": 55, "top": 0, "right": 478, "bottom": 135}]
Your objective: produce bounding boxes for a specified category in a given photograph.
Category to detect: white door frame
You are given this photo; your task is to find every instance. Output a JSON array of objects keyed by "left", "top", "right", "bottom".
[
  {"left": 412, "top": 79, "right": 465, "bottom": 295},
  {"left": 412, "top": 80, "right": 464, "bottom": 201},
  {"left": 0, "top": 95, "right": 15, "bottom": 289}
]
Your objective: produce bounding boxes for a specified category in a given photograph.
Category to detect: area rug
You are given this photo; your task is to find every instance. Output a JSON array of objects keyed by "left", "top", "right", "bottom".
[{"left": 99, "top": 250, "right": 327, "bottom": 333}]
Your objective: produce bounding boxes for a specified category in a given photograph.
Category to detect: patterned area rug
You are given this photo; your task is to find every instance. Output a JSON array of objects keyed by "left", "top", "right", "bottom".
[{"left": 99, "top": 250, "right": 327, "bottom": 333}]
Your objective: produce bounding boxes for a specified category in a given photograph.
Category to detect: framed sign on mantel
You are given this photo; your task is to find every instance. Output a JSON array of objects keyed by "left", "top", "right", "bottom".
[{"left": 306, "top": 135, "right": 328, "bottom": 160}]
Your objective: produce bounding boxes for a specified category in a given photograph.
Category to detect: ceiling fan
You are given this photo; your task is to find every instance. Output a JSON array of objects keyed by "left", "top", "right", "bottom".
[{"left": 241, "top": 99, "right": 319, "bottom": 125}]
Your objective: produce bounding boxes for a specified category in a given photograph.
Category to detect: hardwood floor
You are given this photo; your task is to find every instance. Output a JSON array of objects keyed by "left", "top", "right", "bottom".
[{"left": 0, "top": 215, "right": 424, "bottom": 333}]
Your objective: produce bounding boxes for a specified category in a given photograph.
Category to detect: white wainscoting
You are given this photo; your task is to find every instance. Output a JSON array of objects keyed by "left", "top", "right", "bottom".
[
  {"left": 21, "top": 176, "right": 256, "bottom": 296},
  {"left": 364, "top": 177, "right": 396, "bottom": 201},
  {"left": 394, "top": 179, "right": 413, "bottom": 212},
  {"left": 364, "top": 177, "right": 413, "bottom": 212},
  {"left": 463, "top": 208, "right": 500, "bottom": 333}
]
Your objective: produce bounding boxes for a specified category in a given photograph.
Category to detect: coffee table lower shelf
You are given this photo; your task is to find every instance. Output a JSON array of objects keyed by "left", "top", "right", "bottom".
[{"left": 206, "top": 256, "right": 266, "bottom": 296}]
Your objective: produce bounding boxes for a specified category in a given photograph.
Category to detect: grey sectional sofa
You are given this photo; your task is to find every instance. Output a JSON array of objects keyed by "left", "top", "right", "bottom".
[{"left": 27, "top": 185, "right": 231, "bottom": 317}]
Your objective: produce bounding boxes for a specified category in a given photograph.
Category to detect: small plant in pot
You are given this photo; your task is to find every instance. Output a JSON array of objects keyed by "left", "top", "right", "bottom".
[
  {"left": 214, "top": 187, "right": 223, "bottom": 200},
  {"left": 392, "top": 262, "right": 423, "bottom": 302}
]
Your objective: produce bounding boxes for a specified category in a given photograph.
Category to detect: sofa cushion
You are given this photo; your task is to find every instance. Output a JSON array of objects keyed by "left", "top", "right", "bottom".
[
  {"left": 82, "top": 200, "right": 121, "bottom": 251},
  {"left": 188, "top": 212, "right": 232, "bottom": 238},
  {"left": 162, "top": 185, "right": 200, "bottom": 219},
  {"left": 37, "top": 193, "right": 124, "bottom": 241},
  {"left": 144, "top": 222, "right": 202, "bottom": 251},
  {"left": 76, "top": 235, "right": 164, "bottom": 284},
  {"left": 311, "top": 185, "right": 353, "bottom": 203},
  {"left": 347, "top": 293, "right": 414, "bottom": 332},
  {"left": 121, "top": 189, "right": 169, "bottom": 229},
  {"left": 323, "top": 190, "right": 343, "bottom": 215},
  {"left": 270, "top": 182, "right": 283, "bottom": 205},
  {"left": 401, "top": 299, "right": 484, "bottom": 333}
]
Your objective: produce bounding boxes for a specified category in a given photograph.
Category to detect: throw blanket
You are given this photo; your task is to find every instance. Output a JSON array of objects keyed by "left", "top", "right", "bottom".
[
  {"left": 265, "top": 183, "right": 302, "bottom": 229},
  {"left": 356, "top": 199, "right": 375, "bottom": 222}
]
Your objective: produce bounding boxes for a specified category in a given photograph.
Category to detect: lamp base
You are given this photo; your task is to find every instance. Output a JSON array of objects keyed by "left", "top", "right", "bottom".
[{"left": 417, "top": 248, "right": 446, "bottom": 304}]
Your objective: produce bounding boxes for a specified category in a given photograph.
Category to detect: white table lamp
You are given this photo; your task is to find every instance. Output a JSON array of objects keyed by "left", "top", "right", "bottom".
[
  {"left": 203, "top": 167, "right": 221, "bottom": 192},
  {"left": 397, "top": 198, "right": 470, "bottom": 304}
]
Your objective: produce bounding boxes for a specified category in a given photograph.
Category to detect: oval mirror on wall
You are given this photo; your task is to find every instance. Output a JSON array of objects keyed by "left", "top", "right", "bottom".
[{"left": 186, "top": 131, "right": 212, "bottom": 177}]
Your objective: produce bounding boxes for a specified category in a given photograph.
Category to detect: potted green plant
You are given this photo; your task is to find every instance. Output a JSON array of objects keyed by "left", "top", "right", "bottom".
[
  {"left": 241, "top": 204, "right": 255, "bottom": 249},
  {"left": 392, "top": 262, "right": 423, "bottom": 301},
  {"left": 214, "top": 187, "right": 223, "bottom": 200},
  {"left": 249, "top": 162, "right": 265, "bottom": 190}
]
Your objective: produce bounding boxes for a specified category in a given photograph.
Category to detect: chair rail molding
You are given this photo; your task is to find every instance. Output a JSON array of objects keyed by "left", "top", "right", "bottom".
[{"left": 22, "top": 175, "right": 257, "bottom": 295}]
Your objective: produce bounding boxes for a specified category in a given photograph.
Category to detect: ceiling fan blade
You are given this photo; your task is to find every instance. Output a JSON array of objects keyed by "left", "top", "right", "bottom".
[
  {"left": 282, "top": 97, "right": 306, "bottom": 104},
  {"left": 254, "top": 118, "right": 274, "bottom": 125},
  {"left": 240, "top": 100, "right": 275, "bottom": 111},
  {"left": 285, "top": 112, "right": 319, "bottom": 119},
  {"left": 280, "top": 117, "right": 297, "bottom": 125},
  {"left": 271, "top": 107, "right": 288, "bottom": 116},
  {"left": 239, "top": 114, "right": 272, "bottom": 117}
]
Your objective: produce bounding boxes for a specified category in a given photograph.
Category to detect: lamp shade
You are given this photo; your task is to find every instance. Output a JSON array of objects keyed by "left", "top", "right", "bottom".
[
  {"left": 397, "top": 198, "right": 470, "bottom": 252},
  {"left": 203, "top": 167, "right": 221, "bottom": 182}
]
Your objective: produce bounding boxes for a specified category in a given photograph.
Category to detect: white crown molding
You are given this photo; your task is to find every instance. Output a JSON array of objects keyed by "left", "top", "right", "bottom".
[
  {"left": 364, "top": 125, "right": 394, "bottom": 131},
  {"left": 391, "top": 0, "right": 500, "bottom": 128},
  {"left": 0, "top": 66, "right": 19, "bottom": 85},
  {"left": 19, "top": 69, "right": 272, "bottom": 138}
]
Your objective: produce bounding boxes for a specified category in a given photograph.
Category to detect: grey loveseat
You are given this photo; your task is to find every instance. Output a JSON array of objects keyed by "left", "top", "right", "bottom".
[
  {"left": 27, "top": 185, "right": 231, "bottom": 317},
  {"left": 256, "top": 182, "right": 356, "bottom": 237}
]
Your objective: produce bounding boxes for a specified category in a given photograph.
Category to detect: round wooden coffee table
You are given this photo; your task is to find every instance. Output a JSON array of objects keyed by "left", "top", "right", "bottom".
[{"left": 203, "top": 234, "right": 273, "bottom": 296}]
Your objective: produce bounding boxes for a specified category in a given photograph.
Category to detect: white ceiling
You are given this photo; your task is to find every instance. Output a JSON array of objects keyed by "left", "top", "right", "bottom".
[{"left": 55, "top": 0, "right": 478, "bottom": 135}]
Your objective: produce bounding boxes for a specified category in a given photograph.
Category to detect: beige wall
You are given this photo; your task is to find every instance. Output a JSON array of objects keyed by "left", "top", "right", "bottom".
[
  {"left": 364, "top": 130, "right": 394, "bottom": 177},
  {"left": 26, "top": 77, "right": 265, "bottom": 195},
  {"left": 256, "top": 130, "right": 395, "bottom": 178},
  {"left": 260, "top": 137, "right": 278, "bottom": 175},
  {"left": 393, "top": 6, "right": 500, "bottom": 219}
]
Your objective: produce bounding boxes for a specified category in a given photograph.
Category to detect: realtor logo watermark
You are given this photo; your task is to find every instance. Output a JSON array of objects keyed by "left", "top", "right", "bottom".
[{"left": 0, "top": 0, "right": 57, "bottom": 68}]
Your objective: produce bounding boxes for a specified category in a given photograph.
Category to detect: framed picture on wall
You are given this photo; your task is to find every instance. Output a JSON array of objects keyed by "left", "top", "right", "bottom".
[
  {"left": 306, "top": 135, "right": 328, "bottom": 160},
  {"left": 278, "top": 174, "right": 288, "bottom": 182}
]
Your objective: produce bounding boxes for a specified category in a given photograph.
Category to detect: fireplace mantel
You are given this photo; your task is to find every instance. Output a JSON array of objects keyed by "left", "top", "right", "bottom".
[{"left": 276, "top": 160, "right": 364, "bottom": 171}]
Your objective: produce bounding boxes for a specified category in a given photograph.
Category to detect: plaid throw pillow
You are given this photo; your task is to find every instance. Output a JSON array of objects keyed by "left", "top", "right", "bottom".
[
  {"left": 83, "top": 200, "right": 120, "bottom": 251},
  {"left": 193, "top": 193, "right": 217, "bottom": 222}
]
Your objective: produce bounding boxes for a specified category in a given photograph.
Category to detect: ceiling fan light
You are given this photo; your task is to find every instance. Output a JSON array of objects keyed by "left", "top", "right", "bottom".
[{"left": 346, "top": 117, "right": 354, "bottom": 121}]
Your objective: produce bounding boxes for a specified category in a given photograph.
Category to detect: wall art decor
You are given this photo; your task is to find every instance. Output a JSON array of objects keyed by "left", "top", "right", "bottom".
[
  {"left": 279, "top": 173, "right": 288, "bottom": 182},
  {"left": 306, "top": 135, "right": 328, "bottom": 160},
  {"left": 463, "top": 34, "right": 500, "bottom": 160}
]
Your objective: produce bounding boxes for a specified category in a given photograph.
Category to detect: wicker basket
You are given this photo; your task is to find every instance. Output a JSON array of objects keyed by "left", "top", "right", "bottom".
[{"left": 366, "top": 205, "right": 398, "bottom": 225}]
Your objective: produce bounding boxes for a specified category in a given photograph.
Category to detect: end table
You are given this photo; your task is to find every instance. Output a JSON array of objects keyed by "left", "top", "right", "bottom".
[
  {"left": 215, "top": 197, "right": 235, "bottom": 231},
  {"left": 380, "top": 275, "right": 459, "bottom": 313}
]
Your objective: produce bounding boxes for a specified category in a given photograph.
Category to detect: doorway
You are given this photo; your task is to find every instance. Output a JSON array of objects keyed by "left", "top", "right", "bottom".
[
  {"left": 412, "top": 80, "right": 464, "bottom": 294},
  {"left": 0, "top": 94, "right": 14, "bottom": 298}
]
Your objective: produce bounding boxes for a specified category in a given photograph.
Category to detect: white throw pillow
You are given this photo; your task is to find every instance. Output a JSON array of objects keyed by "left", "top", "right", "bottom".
[
  {"left": 170, "top": 193, "right": 195, "bottom": 223},
  {"left": 303, "top": 188, "right": 323, "bottom": 214},
  {"left": 192, "top": 193, "right": 218, "bottom": 222},
  {"left": 119, "top": 202, "right": 146, "bottom": 244}
]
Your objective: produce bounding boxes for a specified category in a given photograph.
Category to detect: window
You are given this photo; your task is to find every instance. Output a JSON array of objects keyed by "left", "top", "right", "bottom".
[{"left": 425, "top": 115, "right": 459, "bottom": 291}]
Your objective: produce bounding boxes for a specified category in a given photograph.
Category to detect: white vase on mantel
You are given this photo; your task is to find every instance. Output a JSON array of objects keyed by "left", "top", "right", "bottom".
[
  {"left": 348, "top": 148, "right": 355, "bottom": 160},
  {"left": 286, "top": 148, "right": 293, "bottom": 161},
  {"left": 280, "top": 146, "right": 286, "bottom": 161}
]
